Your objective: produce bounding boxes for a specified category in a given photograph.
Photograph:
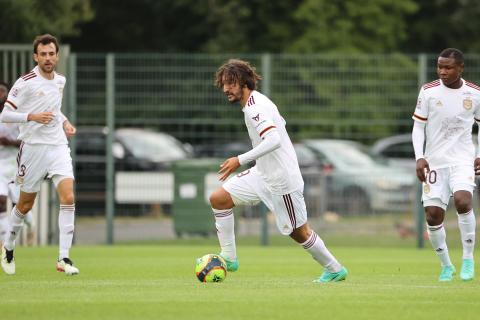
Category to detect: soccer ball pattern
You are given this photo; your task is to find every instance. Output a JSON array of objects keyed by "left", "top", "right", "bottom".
[{"left": 195, "top": 254, "right": 227, "bottom": 282}]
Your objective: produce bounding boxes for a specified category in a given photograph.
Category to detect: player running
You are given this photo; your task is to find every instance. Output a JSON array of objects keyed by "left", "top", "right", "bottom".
[
  {"left": 210, "top": 59, "right": 348, "bottom": 282},
  {"left": 0, "top": 34, "right": 79, "bottom": 275}
]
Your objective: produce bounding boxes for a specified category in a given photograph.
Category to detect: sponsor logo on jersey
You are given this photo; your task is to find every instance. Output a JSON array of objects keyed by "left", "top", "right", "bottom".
[
  {"left": 463, "top": 98, "right": 473, "bottom": 110},
  {"left": 436, "top": 100, "right": 443, "bottom": 107},
  {"left": 36, "top": 91, "right": 45, "bottom": 97},
  {"left": 11, "top": 87, "right": 19, "bottom": 97}
]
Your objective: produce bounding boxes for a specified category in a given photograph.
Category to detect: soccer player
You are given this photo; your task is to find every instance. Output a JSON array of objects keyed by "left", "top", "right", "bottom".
[
  {"left": 211, "top": 59, "right": 348, "bottom": 282},
  {"left": 0, "top": 34, "right": 79, "bottom": 275},
  {"left": 0, "top": 81, "right": 35, "bottom": 246},
  {"left": 412, "top": 48, "right": 479, "bottom": 281}
]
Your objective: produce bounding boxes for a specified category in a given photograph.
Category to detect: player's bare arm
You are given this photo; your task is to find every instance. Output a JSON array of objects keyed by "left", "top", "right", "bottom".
[
  {"left": 415, "top": 158, "right": 430, "bottom": 182},
  {"left": 27, "top": 112, "right": 55, "bottom": 124},
  {"left": 218, "top": 157, "right": 240, "bottom": 181},
  {"left": 63, "top": 120, "right": 76, "bottom": 137}
]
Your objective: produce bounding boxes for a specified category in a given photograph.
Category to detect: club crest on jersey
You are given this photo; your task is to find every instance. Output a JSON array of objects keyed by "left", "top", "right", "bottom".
[
  {"left": 252, "top": 113, "right": 260, "bottom": 122},
  {"left": 423, "top": 184, "right": 430, "bottom": 194},
  {"left": 463, "top": 98, "right": 473, "bottom": 110},
  {"left": 435, "top": 100, "right": 443, "bottom": 107},
  {"left": 36, "top": 91, "right": 45, "bottom": 97}
]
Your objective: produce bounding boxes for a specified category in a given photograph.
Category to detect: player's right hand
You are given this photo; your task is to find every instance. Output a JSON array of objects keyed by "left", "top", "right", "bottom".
[
  {"left": 28, "top": 112, "right": 55, "bottom": 124},
  {"left": 415, "top": 158, "right": 430, "bottom": 182}
]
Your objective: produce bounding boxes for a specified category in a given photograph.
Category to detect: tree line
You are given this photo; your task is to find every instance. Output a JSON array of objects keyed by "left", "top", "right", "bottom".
[{"left": 1, "top": 0, "right": 479, "bottom": 54}]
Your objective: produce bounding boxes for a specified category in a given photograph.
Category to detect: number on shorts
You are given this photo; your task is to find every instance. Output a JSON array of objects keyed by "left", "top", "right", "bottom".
[
  {"left": 236, "top": 170, "right": 250, "bottom": 178},
  {"left": 428, "top": 170, "right": 437, "bottom": 184}
]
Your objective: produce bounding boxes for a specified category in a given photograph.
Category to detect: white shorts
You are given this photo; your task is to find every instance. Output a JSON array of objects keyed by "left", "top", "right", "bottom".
[
  {"left": 16, "top": 143, "right": 74, "bottom": 193},
  {"left": 422, "top": 165, "right": 476, "bottom": 210},
  {"left": 223, "top": 167, "right": 308, "bottom": 235}
]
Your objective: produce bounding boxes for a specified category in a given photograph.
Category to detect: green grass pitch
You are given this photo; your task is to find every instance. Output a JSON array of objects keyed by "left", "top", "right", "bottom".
[{"left": 1, "top": 243, "right": 479, "bottom": 320}]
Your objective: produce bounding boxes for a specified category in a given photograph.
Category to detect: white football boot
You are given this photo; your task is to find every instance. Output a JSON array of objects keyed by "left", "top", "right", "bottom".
[
  {"left": 1, "top": 245, "right": 15, "bottom": 275},
  {"left": 56, "top": 257, "right": 80, "bottom": 275}
]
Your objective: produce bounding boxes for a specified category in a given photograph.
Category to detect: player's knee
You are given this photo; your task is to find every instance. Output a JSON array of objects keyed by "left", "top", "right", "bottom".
[
  {"left": 209, "top": 189, "right": 233, "bottom": 210},
  {"left": 454, "top": 198, "right": 471, "bottom": 213},
  {"left": 17, "top": 201, "right": 34, "bottom": 214},
  {"left": 59, "top": 193, "right": 75, "bottom": 206},
  {"left": 425, "top": 209, "right": 443, "bottom": 226}
]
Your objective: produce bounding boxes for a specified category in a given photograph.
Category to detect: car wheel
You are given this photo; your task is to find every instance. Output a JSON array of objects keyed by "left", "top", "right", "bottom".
[{"left": 341, "top": 187, "right": 370, "bottom": 215}]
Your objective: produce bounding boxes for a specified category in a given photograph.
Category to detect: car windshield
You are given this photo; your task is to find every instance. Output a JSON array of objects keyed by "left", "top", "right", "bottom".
[
  {"left": 310, "top": 141, "right": 377, "bottom": 168},
  {"left": 117, "top": 130, "right": 188, "bottom": 161}
]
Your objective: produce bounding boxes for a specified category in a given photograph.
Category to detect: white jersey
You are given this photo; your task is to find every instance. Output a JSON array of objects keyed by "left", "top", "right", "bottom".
[
  {"left": 5, "top": 66, "right": 67, "bottom": 145},
  {"left": 242, "top": 90, "right": 303, "bottom": 194},
  {"left": 412, "top": 78, "right": 480, "bottom": 169},
  {"left": 0, "top": 122, "right": 19, "bottom": 161}
]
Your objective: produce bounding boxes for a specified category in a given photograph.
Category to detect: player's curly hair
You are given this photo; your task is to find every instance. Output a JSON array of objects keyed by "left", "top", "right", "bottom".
[
  {"left": 33, "top": 34, "right": 59, "bottom": 54},
  {"left": 439, "top": 48, "right": 464, "bottom": 65},
  {"left": 215, "top": 59, "right": 262, "bottom": 90}
]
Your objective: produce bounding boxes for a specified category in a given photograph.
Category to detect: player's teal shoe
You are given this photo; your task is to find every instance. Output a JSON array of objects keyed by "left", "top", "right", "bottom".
[
  {"left": 438, "top": 265, "right": 456, "bottom": 282},
  {"left": 460, "top": 259, "right": 474, "bottom": 281},
  {"left": 313, "top": 266, "right": 348, "bottom": 283},
  {"left": 220, "top": 254, "right": 239, "bottom": 272}
]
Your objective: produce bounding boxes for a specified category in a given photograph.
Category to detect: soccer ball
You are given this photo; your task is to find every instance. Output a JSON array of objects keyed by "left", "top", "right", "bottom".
[{"left": 195, "top": 254, "right": 227, "bottom": 283}]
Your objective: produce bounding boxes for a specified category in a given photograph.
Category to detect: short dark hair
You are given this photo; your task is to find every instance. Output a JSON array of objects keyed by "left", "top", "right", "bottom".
[
  {"left": 33, "top": 34, "right": 59, "bottom": 54},
  {"left": 0, "top": 81, "right": 9, "bottom": 90},
  {"left": 439, "top": 48, "right": 464, "bottom": 65},
  {"left": 215, "top": 59, "right": 262, "bottom": 90}
]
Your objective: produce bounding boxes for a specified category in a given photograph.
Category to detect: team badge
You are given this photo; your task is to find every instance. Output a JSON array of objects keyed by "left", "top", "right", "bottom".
[
  {"left": 252, "top": 113, "right": 260, "bottom": 121},
  {"left": 423, "top": 184, "right": 430, "bottom": 194},
  {"left": 436, "top": 100, "right": 443, "bottom": 107},
  {"left": 463, "top": 99, "right": 473, "bottom": 110}
]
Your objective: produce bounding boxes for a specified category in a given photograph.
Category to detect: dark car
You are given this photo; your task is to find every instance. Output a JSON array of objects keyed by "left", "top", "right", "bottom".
[{"left": 74, "top": 127, "right": 193, "bottom": 215}]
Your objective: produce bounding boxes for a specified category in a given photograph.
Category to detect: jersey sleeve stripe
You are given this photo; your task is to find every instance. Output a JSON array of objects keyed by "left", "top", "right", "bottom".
[
  {"left": 259, "top": 126, "right": 276, "bottom": 137},
  {"left": 475, "top": 117, "right": 480, "bottom": 122},
  {"left": 5, "top": 100, "right": 17, "bottom": 109},
  {"left": 412, "top": 113, "right": 427, "bottom": 122}
]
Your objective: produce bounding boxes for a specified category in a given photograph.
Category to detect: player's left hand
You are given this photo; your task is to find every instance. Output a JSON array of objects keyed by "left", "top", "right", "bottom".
[
  {"left": 63, "top": 121, "right": 76, "bottom": 137},
  {"left": 474, "top": 158, "right": 480, "bottom": 175},
  {"left": 218, "top": 157, "right": 240, "bottom": 181}
]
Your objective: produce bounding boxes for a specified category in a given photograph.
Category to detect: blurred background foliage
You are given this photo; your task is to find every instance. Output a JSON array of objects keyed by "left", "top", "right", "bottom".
[{"left": 1, "top": 0, "right": 480, "bottom": 54}]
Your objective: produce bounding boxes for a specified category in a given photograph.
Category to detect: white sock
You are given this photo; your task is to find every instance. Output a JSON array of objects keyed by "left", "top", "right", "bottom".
[
  {"left": 301, "top": 231, "right": 341, "bottom": 272},
  {"left": 212, "top": 208, "right": 236, "bottom": 261},
  {"left": 427, "top": 224, "right": 452, "bottom": 267},
  {"left": 23, "top": 211, "right": 34, "bottom": 228},
  {"left": 59, "top": 204, "right": 75, "bottom": 259},
  {"left": 0, "top": 211, "right": 9, "bottom": 243},
  {"left": 457, "top": 210, "right": 476, "bottom": 259},
  {"left": 4, "top": 207, "right": 25, "bottom": 251}
]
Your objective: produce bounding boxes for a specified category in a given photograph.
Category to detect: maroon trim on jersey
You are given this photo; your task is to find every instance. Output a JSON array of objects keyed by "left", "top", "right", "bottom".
[
  {"left": 259, "top": 126, "right": 276, "bottom": 137},
  {"left": 247, "top": 95, "right": 255, "bottom": 107},
  {"left": 282, "top": 194, "right": 296, "bottom": 230},
  {"left": 21, "top": 71, "right": 35, "bottom": 79},
  {"left": 475, "top": 117, "right": 480, "bottom": 122},
  {"left": 6, "top": 100, "right": 17, "bottom": 109},
  {"left": 423, "top": 80, "right": 440, "bottom": 90},
  {"left": 22, "top": 74, "right": 37, "bottom": 81},
  {"left": 465, "top": 81, "right": 480, "bottom": 92},
  {"left": 412, "top": 113, "right": 427, "bottom": 121}
]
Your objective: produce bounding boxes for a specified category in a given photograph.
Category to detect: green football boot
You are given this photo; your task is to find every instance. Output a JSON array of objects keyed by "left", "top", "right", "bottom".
[
  {"left": 220, "top": 254, "right": 239, "bottom": 272},
  {"left": 313, "top": 266, "right": 348, "bottom": 283},
  {"left": 460, "top": 259, "right": 474, "bottom": 281},
  {"left": 438, "top": 265, "right": 456, "bottom": 282}
]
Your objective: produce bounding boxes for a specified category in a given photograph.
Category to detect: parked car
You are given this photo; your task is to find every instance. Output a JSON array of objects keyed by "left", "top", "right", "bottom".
[
  {"left": 370, "top": 134, "right": 416, "bottom": 171},
  {"left": 303, "top": 139, "right": 416, "bottom": 215},
  {"left": 74, "top": 127, "right": 193, "bottom": 215}
]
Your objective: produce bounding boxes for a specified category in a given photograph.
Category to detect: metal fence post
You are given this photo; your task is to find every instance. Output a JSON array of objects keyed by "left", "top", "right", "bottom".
[
  {"left": 106, "top": 53, "right": 115, "bottom": 245},
  {"left": 260, "top": 53, "right": 272, "bottom": 246}
]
